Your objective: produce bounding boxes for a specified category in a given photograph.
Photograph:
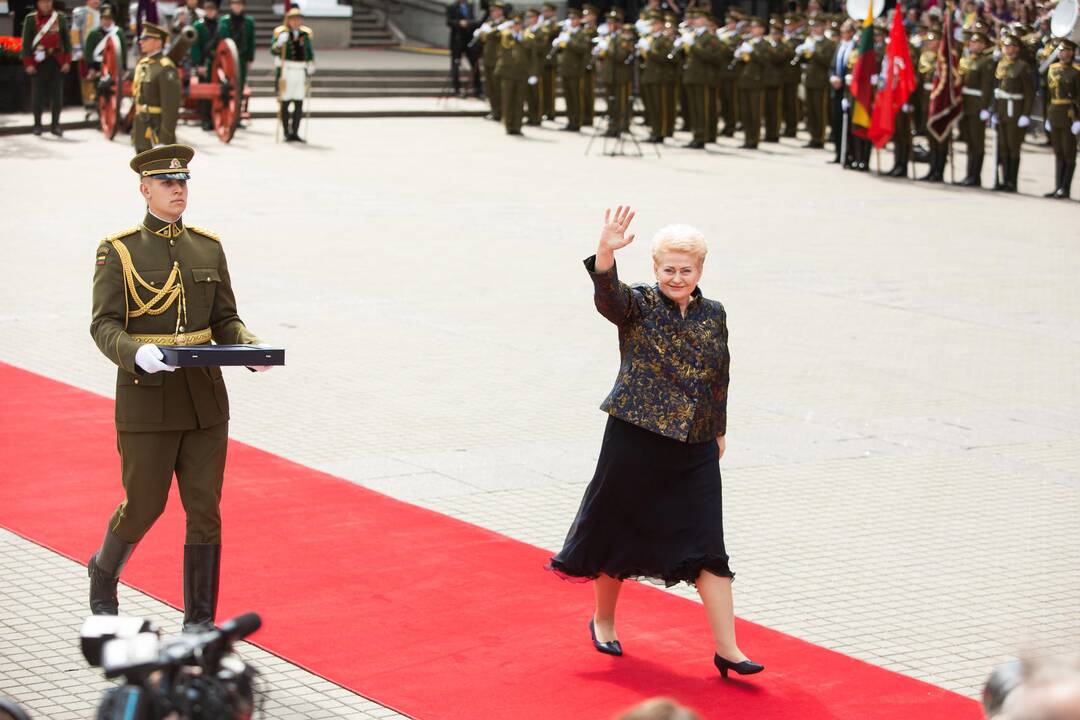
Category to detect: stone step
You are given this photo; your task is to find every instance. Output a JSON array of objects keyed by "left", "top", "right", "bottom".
[
  {"left": 250, "top": 88, "right": 449, "bottom": 97},
  {"left": 249, "top": 77, "right": 448, "bottom": 88}
]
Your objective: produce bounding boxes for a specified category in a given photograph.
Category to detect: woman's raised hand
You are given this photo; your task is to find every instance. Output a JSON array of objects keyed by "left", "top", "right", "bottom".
[{"left": 599, "top": 206, "right": 637, "bottom": 253}]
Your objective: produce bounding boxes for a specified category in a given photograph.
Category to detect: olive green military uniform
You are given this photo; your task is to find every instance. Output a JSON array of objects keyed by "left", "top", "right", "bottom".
[
  {"left": 993, "top": 48, "right": 1034, "bottom": 191},
  {"left": 600, "top": 28, "right": 636, "bottom": 134},
  {"left": 641, "top": 29, "right": 676, "bottom": 140},
  {"left": 1045, "top": 50, "right": 1080, "bottom": 198},
  {"left": 716, "top": 27, "right": 740, "bottom": 136},
  {"left": 581, "top": 20, "right": 598, "bottom": 126},
  {"left": 557, "top": 20, "right": 590, "bottom": 130},
  {"left": 522, "top": 18, "right": 544, "bottom": 125},
  {"left": 801, "top": 31, "right": 834, "bottom": 147},
  {"left": 737, "top": 33, "right": 771, "bottom": 148},
  {"left": 479, "top": 12, "right": 504, "bottom": 121},
  {"left": 682, "top": 27, "right": 723, "bottom": 146},
  {"left": 781, "top": 34, "right": 802, "bottom": 137},
  {"left": 957, "top": 46, "right": 995, "bottom": 185},
  {"left": 762, "top": 34, "right": 785, "bottom": 142},
  {"left": 88, "top": 145, "right": 261, "bottom": 633},
  {"left": 131, "top": 24, "right": 181, "bottom": 153},
  {"left": 540, "top": 15, "right": 559, "bottom": 119},
  {"left": 496, "top": 26, "right": 530, "bottom": 134}
]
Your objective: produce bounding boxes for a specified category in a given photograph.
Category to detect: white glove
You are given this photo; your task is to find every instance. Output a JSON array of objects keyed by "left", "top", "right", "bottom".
[
  {"left": 135, "top": 344, "right": 175, "bottom": 374},
  {"left": 306, "top": 62, "right": 315, "bottom": 75},
  {"left": 979, "top": 109, "right": 990, "bottom": 121},
  {"left": 684, "top": 34, "right": 695, "bottom": 46},
  {"left": 735, "top": 42, "right": 751, "bottom": 55},
  {"left": 841, "top": 97, "right": 850, "bottom": 111},
  {"left": 35, "top": 49, "right": 46, "bottom": 62},
  {"left": 1045, "top": 119, "right": 1052, "bottom": 132},
  {"left": 1018, "top": 115, "right": 1030, "bottom": 128},
  {"left": 991, "top": 113, "right": 999, "bottom": 125},
  {"left": 870, "top": 73, "right": 879, "bottom": 85},
  {"left": 902, "top": 103, "right": 912, "bottom": 112},
  {"left": 636, "top": 38, "right": 649, "bottom": 51},
  {"left": 1072, "top": 120, "right": 1080, "bottom": 135},
  {"left": 528, "top": 75, "right": 537, "bottom": 85}
]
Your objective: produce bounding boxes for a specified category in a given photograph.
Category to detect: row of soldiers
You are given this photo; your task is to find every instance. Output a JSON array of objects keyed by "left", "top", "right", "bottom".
[{"left": 468, "top": 3, "right": 1080, "bottom": 199}]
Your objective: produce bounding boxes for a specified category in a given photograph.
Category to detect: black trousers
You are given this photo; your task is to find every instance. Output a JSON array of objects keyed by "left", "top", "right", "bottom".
[
  {"left": 32, "top": 57, "right": 64, "bottom": 127},
  {"left": 829, "top": 87, "right": 845, "bottom": 162},
  {"left": 281, "top": 100, "right": 303, "bottom": 136},
  {"left": 451, "top": 46, "right": 481, "bottom": 95}
]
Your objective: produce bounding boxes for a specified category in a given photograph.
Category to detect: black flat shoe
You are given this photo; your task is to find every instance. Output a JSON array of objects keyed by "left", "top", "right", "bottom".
[
  {"left": 589, "top": 618, "right": 623, "bottom": 657},
  {"left": 714, "top": 653, "right": 764, "bottom": 679}
]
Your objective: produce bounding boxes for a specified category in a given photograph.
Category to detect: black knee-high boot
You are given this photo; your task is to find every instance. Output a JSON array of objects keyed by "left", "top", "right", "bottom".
[
  {"left": 182, "top": 544, "right": 221, "bottom": 633},
  {"left": 291, "top": 100, "right": 303, "bottom": 139},
  {"left": 88, "top": 528, "right": 137, "bottom": 615}
]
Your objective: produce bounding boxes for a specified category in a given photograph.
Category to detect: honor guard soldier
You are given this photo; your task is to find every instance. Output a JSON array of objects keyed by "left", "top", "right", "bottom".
[
  {"left": 72, "top": 0, "right": 103, "bottom": 118},
  {"left": 734, "top": 17, "right": 772, "bottom": 149},
  {"left": 556, "top": 8, "right": 590, "bottom": 131},
  {"left": 798, "top": 17, "right": 834, "bottom": 148},
  {"left": 219, "top": 0, "right": 256, "bottom": 100},
  {"left": 679, "top": 9, "right": 721, "bottom": 148},
  {"left": 781, "top": 14, "right": 804, "bottom": 138},
  {"left": 993, "top": 33, "right": 1034, "bottom": 192},
  {"left": 716, "top": 12, "right": 740, "bottom": 138},
  {"left": 956, "top": 27, "right": 995, "bottom": 186},
  {"left": 131, "top": 22, "right": 181, "bottom": 153},
  {"left": 496, "top": 12, "right": 530, "bottom": 135},
  {"left": 272, "top": 7, "right": 315, "bottom": 142},
  {"left": 192, "top": 0, "right": 221, "bottom": 130},
  {"left": 85, "top": 6, "right": 126, "bottom": 85},
  {"left": 88, "top": 145, "right": 267, "bottom": 633},
  {"left": 20, "top": 0, "right": 72, "bottom": 136},
  {"left": 762, "top": 18, "right": 787, "bottom": 143},
  {"left": 1043, "top": 39, "right": 1080, "bottom": 199},
  {"left": 475, "top": 1, "right": 506, "bottom": 121}
]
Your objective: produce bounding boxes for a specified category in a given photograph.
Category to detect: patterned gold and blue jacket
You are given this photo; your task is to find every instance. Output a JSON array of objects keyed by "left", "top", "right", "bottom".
[{"left": 586, "top": 255, "right": 729, "bottom": 443}]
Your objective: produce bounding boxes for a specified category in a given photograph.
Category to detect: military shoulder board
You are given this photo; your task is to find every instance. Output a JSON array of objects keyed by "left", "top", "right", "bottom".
[{"left": 187, "top": 225, "right": 221, "bottom": 242}]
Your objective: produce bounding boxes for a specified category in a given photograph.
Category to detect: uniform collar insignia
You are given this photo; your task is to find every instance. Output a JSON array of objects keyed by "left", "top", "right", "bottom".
[{"left": 143, "top": 211, "right": 184, "bottom": 238}]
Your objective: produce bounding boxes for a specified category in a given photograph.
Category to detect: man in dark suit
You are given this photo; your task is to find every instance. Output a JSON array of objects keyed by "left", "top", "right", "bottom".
[
  {"left": 447, "top": 0, "right": 481, "bottom": 97},
  {"left": 828, "top": 19, "right": 855, "bottom": 165}
]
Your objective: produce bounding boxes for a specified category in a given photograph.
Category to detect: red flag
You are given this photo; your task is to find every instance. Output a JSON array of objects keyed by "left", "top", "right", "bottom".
[
  {"left": 868, "top": 8, "right": 916, "bottom": 148},
  {"left": 927, "top": 7, "right": 962, "bottom": 141},
  {"left": 849, "top": 5, "right": 876, "bottom": 139},
  {"left": 284, "top": 0, "right": 292, "bottom": 12}
]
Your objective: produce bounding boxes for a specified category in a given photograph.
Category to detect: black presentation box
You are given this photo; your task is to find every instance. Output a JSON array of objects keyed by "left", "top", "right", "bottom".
[{"left": 160, "top": 345, "right": 286, "bottom": 367}]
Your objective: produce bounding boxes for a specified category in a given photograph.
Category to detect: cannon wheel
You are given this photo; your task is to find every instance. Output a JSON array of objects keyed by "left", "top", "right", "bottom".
[
  {"left": 97, "top": 35, "right": 122, "bottom": 140},
  {"left": 210, "top": 38, "right": 242, "bottom": 143}
]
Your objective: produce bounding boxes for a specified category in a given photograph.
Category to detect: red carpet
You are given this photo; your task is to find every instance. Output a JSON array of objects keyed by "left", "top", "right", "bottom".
[{"left": 0, "top": 362, "right": 981, "bottom": 720}]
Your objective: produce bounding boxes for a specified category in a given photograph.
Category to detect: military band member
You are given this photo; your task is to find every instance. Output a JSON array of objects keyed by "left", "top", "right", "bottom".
[
  {"left": 639, "top": 14, "right": 675, "bottom": 142},
  {"left": 581, "top": 4, "right": 600, "bottom": 127},
  {"left": 539, "top": 2, "right": 559, "bottom": 120},
  {"left": 496, "top": 13, "right": 530, "bottom": 135},
  {"left": 131, "top": 22, "right": 181, "bottom": 153},
  {"left": 89, "top": 144, "right": 267, "bottom": 632},
  {"left": 20, "top": 0, "right": 72, "bottom": 136},
  {"left": 735, "top": 16, "right": 770, "bottom": 149},
  {"left": 762, "top": 19, "right": 786, "bottom": 143},
  {"left": 781, "top": 15, "right": 804, "bottom": 138},
  {"left": 597, "top": 11, "right": 635, "bottom": 137},
  {"left": 72, "top": 0, "right": 103, "bottom": 116},
  {"left": 716, "top": 12, "right": 740, "bottom": 137},
  {"left": 475, "top": 1, "right": 506, "bottom": 121},
  {"left": 191, "top": 0, "right": 221, "bottom": 131},
  {"left": 1043, "top": 39, "right": 1080, "bottom": 199},
  {"left": 219, "top": 0, "right": 256, "bottom": 98},
  {"left": 798, "top": 17, "right": 833, "bottom": 148},
  {"left": 523, "top": 8, "right": 544, "bottom": 125},
  {"left": 993, "top": 33, "right": 1034, "bottom": 192},
  {"left": 272, "top": 7, "right": 314, "bottom": 142},
  {"left": 956, "top": 28, "right": 995, "bottom": 186},
  {"left": 556, "top": 8, "right": 589, "bottom": 131}
]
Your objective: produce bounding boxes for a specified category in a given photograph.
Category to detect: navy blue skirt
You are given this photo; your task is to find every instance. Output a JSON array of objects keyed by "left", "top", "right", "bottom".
[{"left": 547, "top": 415, "right": 734, "bottom": 588}]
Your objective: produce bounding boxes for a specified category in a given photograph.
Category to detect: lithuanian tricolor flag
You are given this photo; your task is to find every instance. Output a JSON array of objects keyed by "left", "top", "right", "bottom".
[{"left": 849, "top": 4, "right": 876, "bottom": 138}]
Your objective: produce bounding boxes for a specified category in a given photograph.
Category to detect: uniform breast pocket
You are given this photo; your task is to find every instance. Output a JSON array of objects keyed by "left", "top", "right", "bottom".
[{"left": 190, "top": 267, "right": 221, "bottom": 306}]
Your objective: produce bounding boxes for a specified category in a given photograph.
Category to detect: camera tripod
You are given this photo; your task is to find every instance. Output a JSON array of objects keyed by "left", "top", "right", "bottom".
[{"left": 584, "top": 92, "right": 659, "bottom": 158}]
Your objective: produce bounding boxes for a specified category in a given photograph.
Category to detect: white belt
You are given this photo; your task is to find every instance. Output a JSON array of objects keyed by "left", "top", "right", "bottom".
[
  {"left": 961, "top": 87, "right": 982, "bottom": 97},
  {"left": 994, "top": 88, "right": 1023, "bottom": 117}
]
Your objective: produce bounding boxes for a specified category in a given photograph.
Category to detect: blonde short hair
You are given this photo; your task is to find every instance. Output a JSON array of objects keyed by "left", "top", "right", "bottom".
[{"left": 651, "top": 224, "right": 708, "bottom": 265}]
